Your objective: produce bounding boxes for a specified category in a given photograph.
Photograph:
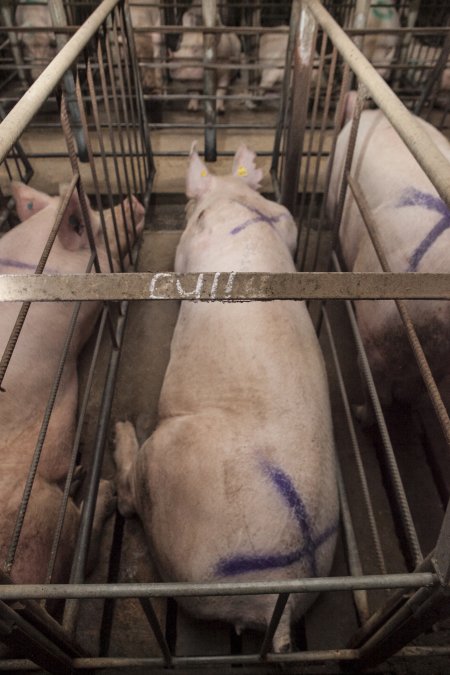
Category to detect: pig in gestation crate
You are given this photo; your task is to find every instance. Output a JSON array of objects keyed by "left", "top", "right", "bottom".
[{"left": 0, "top": 0, "right": 450, "bottom": 673}]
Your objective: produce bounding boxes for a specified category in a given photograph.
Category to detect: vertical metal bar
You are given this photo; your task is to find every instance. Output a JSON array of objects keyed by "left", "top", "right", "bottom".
[
  {"left": 46, "top": 306, "right": 109, "bottom": 585},
  {"left": 270, "top": 0, "right": 301, "bottom": 199},
  {"left": 203, "top": 0, "right": 217, "bottom": 161},
  {"left": 280, "top": 1, "right": 316, "bottom": 216},
  {"left": 414, "top": 30, "right": 450, "bottom": 116},
  {"left": 346, "top": 175, "right": 450, "bottom": 450},
  {"left": 138, "top": 598, "right": 173, "bottom": 666},
  {"left": 63, "top": 300, "right": 130, "bottom": 637},
  {"left": 332, "top": 253, "right": 423, "bottom": 570},
  {"left": 0, "top": 7, "right": 27, "bottom": 87},
  {"left": 322, "top": 305, "right": 387, "bottom": 579},
  {"left": 258, "top": 593, "right": 289, "bottom": 658},
  {"left": 48, "top": 0, "right": 88, "bottom": 162}
]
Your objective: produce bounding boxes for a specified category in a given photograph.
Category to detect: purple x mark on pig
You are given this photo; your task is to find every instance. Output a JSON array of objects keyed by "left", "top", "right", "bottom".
[
  {"left": 230, "top": 202, "right": 287, "bottom": 236},
  {"left": 396, "top": 188, "right": 450, "bottom": 272},
  {"left": 215, "top": 459, "right": 338, "bottom": 577}
]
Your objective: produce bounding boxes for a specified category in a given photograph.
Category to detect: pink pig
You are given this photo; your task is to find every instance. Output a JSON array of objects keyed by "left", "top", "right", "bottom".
[
  {"left": 327, "top": 100, "right": 450, "bottom": 413},
  {"left": 114, "top": 145, "right": 338, "bottom": 652},
  {"left": 0, "top": 182, "right": 144, "bottom": 584}
]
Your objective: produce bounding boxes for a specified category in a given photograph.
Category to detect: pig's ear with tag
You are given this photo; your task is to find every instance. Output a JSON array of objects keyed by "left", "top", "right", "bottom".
[
  {"left": 11, "top": 182, "right": 53, "bottom": 222},
  {"left": 57, "top": 186, "right": 91, "bottom": 251},
  {"left": 186, "top": 142, "right": 212, "bottom": 199},
  {"left": 232, "top": 144, "right": 263, "bottom": 190}
]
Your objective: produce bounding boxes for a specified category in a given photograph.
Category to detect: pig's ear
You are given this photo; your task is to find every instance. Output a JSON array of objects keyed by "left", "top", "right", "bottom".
[
  {"left": 57, "top": 186, "right": 90, "bottom": 251},
  {"left": 186, "top": 142, "right": 212, "bottom": 199},
  {"left": 11, "top": 182, "right": 53, "bottom": 221},
  {"left": 232, "top": 144, "right": 263, "bottom": 190}
]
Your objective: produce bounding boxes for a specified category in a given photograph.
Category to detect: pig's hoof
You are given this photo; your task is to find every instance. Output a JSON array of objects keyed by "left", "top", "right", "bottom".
[
  {"left": 272, "top": 635, "right": 291, "bottom": 653},
  {"left": 97, "top": 479, "right": 117, "bottom": 520},
  {"left": 70, "top": 465, "right": 86, "bottom": 497},
  {"left": 187, "top": 101, "right": 199, "bottom": 112}
]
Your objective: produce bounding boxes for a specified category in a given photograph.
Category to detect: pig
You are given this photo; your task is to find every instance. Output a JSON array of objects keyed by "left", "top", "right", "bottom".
[
  {"left": 257, "top": 29, "right": 323, "bottom": 101},
  {"left": 114, "top": 144, "right": 339, "bottom": 652},
  {"left": 0, "top": 182, "right": 144, "bottom": 585},
  {"left": 169, "top": 4, "right": 241, "bottom": 113},
  {"left": 129, "top": 1, "right": 164, "bottom": 95},
  {"left": 15, "top": 1, "right": 56, "bottom": 82},
  {"left": 258, "top": 29, "right": 288, "bottom": 97},
  {"left": 327, "top": 100, "right": 450, "bottom": 414},
  {"left": 350, "top": 1, "right": 400, "bottom": 80}
]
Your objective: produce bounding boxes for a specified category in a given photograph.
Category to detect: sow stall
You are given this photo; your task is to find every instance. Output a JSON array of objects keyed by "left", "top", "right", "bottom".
[{"left": 0, "top": 0, "right": 449, "bottom": 673}]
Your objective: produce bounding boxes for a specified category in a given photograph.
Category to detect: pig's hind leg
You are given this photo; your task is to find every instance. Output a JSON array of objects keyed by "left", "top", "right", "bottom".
[{"left": 114, "top": 421, "right": 140, "bottom": 517}]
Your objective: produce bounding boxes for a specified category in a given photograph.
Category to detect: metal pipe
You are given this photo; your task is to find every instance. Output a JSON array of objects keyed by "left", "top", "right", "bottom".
[
  {"left": 203, "top": 0, "right": 217, "bottom": 161},
  {"left": 303, "top": 0, "right": 450, "bottom": 209},
  {"left": 0, "top": 6, "right": 27, "bottom": 86},
  {"left": 0, "top": 0, "right": 121, "bottom": 164},
  {"left": 48, "top": 0, "right": 88, "bottom": 161},
  {"left": 281, "top": 1, "right": 316, "bottom": 215},
  {"left": 1, "top": 271, "right": 449, "bottom": 303},
  {"left": 0, "top": 573, "right": 438, "bottom": 601}
]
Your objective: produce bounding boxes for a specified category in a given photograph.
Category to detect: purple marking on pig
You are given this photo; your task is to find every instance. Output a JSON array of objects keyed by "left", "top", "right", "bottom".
[
  {"left": 215, "top": 459, "right": 338, "bottom": 577},
  {"left": 396, "top": 188, "right": 450, "bottom": 272},
  {"left": 230, "top": 203, "right": 286, "bottom": 236},
  {"left": 0, "top": 258, "right": 57, "bottom": 274}
]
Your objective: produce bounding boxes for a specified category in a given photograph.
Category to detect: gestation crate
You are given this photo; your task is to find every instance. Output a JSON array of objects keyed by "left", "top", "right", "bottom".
[{"left": 0, "top": 0, "right": 449, "bottom": 673}]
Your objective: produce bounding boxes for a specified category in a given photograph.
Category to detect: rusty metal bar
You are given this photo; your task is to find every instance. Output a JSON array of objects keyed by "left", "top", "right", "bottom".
[
  {"left": 0, "top": 0, "right": 121, "bottom": 164},
  {"left": 1, "top": 271, "right": 449, "bottom": 303}
]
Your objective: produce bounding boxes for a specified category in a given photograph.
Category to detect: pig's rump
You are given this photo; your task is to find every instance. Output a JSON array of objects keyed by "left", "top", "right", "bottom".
[{"left": 136, "top": 300, "right": 338, "bottom": 625}]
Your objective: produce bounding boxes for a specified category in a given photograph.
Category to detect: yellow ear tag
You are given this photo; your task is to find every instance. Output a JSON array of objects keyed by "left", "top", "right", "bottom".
[
  {"left": 201, "top": 169, "right": 207, "bottom": 177},
  {"left": 237, "top": 166, "right": 248, "bottom": 177}
]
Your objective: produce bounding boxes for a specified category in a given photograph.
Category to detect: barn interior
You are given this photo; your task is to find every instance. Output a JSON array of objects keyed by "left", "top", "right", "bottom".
[{"left": 0, "top": 1, "right": 450, "bottom": 673}]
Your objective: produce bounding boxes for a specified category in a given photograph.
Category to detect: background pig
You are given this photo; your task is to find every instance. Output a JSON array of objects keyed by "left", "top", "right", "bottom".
[
  {"left": 258, "top": 29, "right": 288, "bottom": 97},
  {"left": 0, "top": 182, "right": 144, "bottom": 584},
  {"left": 169, "top": 4, "right": 241, "bottom": 113},
  {"left": 114, "top": 145, "right": 339, "bottom": 651},
  {"left": 327, "top": 103, "right": 450, "bottom": 411},
  {"left": 129, "top": 0, "right": 164, "bottom": 96},
  {"left": 359, "top": 2, "right": 400, "bottom": 80},
  {"left": 15, "top": 1, "right": 56, "bottom": 81}
]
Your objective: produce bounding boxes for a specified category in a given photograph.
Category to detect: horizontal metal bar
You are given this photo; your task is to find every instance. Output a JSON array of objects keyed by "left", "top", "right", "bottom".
[
  {"left": 0, "top": 0, "right": 120, "bottom": 163},
  {"left": 0, "top": 272, "right": 449, "bottom": 303},
  {"left": 4, "top": 643, "right": 450, "bottom": 671},
  {"left": 0, "top": 573, "right": 438, "bottom": 600}
]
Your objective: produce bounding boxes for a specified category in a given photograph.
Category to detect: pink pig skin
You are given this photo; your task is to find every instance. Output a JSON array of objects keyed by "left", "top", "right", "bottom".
[
  {"left": 328, "top": 106, "right": 450, "bottom": 411},
  {"left": 114, "top": 145, "right": 338, "bottom": 652},
  {"left": 0, "top": 183, "right": 144, "bottom": 584}
]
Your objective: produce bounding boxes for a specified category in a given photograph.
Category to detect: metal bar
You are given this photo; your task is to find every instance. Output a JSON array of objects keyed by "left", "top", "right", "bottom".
[
  {"left": 0, "top": 0, "right": 121, "bottom": 164},
  {"left": 0, "top": 573, "right": 438, "bottom": 601},
  {"left": 0, "top": 7, "right": 27, "bottom": 86},
  {"left": 138, "top": 598, "right": 173, "bottom": 666},
  {"left": 1, "top": 271, "right": 450, "bottom": 303},
  {"left": 203, "top": 0, "right": 217, "bottom": 161},
  {"left": 46, "top": 306, "right": 109, "bottom": 585},
  {"left": 0, "top": 175, "right": 78, "bottom": 390},
  {"left": 281, "top": 1, "right": 315, "bottom": 215},
  {"left": 303, "top": 0, "right": 450, "bottom": 209},
  {"left": 258, "top": 593, "right": 289, "bottom": 658},
  {"left": 0, "top": 601, "right": 73, "bottom": 675},
  {"left": 432, "top": 500, "right": 450, "bottom": 585},
  {"left": 332, "top": 254, "right": 423, "bottom": 570},
  {"left": 347, "top": 174, "right": 450, "bottom": 453},
  {"left": 48, "top": 0, "right": 88, "bottom": 162}
]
